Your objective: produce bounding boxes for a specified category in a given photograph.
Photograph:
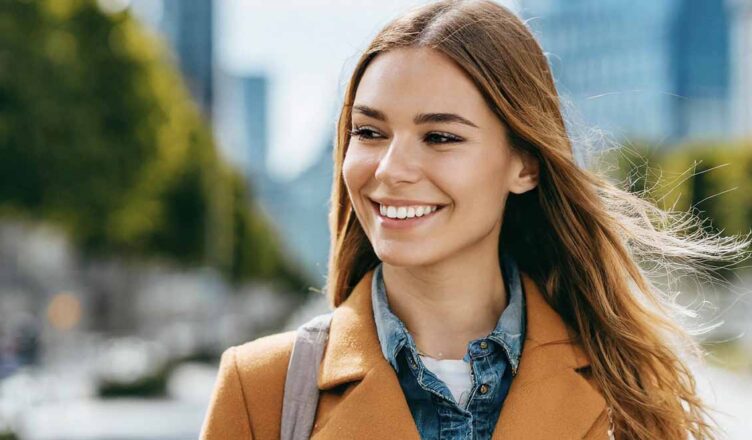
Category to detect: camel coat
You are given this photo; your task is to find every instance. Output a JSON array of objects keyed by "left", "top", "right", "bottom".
[{"left": 200, "top": 268, "right": 612, "bottom": 439}]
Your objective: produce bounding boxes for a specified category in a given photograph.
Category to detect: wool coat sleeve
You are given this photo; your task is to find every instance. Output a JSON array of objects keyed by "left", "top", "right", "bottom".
[{"left": 200, "top": 346, "right": 254, "bottom": 439}]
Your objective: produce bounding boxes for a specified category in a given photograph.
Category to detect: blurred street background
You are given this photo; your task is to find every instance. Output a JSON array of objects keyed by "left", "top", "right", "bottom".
[{"left": 0, "top": 0, "right": 750, "bottom": 438}]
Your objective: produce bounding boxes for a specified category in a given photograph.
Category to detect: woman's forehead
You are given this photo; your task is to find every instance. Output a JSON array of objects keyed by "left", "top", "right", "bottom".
[{"left": 353, "top": 47, "right": 489, "bottom": 122}]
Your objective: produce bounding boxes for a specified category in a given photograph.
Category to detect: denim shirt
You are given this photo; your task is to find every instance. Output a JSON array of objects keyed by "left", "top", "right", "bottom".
[{"left": 371, "top": 252, "right": 526, "bottom": 440}]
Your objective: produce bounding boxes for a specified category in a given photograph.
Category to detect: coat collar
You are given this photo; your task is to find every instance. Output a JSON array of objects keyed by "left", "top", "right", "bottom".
[{"left": 316, "top": 267, "right": 606, "bottom": 439}]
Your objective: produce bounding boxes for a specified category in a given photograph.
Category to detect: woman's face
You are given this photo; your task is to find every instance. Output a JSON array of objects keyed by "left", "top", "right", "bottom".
[{"left": 343, "top": 47, "right": 536, "bottom": 267}]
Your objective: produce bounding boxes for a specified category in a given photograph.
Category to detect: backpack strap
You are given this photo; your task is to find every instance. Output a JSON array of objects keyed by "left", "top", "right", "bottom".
[{"left": 280, "top": 311, "right": 334, "bottom": 440}]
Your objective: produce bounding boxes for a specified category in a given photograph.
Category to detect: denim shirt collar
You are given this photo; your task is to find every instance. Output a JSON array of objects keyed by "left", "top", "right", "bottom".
[{"left": 371, "top": 251, "right": 526, "bottom": 375}]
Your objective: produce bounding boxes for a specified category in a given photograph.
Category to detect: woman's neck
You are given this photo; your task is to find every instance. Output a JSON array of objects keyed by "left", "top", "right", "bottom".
[{"left": 381, "top": 247, "right": 507, "bottom": 361}]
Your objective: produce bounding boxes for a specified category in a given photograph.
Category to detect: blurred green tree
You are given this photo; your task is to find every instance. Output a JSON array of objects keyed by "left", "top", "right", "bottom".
[
  {"left": 0, "top": 0, "right": 310, "bottom": 292},
  {"left": 606, "top": 140, "right": 752, "bottom": 273}
]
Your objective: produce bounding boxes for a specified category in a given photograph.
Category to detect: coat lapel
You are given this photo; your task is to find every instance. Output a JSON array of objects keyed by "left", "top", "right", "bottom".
[
  {"left": 313, "top": 267, "right": 606, "bottom": 440},
  {"left": 491, "top": 273, "right": 606, "bottom": 439},
  {"left": 314, "top": 268, "right": 421, "bottom": 439}
]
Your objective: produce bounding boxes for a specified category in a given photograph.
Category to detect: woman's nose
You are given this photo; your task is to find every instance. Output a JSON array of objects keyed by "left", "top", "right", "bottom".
[{"left": 373, "top": 137, "right": 421, "bottom": 185}]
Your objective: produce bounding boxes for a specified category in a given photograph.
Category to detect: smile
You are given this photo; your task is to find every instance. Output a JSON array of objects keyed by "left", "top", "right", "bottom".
[
  {"left": 380, "top": 203, "right": 439, "bottom": 219},
  {"left": 369, "top": 200, "right": 447, "bottom": 230}
]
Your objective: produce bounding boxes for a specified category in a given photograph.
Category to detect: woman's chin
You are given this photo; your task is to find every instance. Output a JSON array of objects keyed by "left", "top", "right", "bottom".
[{"left": 373, "top": 246, "right": 443, "bottom": 268}]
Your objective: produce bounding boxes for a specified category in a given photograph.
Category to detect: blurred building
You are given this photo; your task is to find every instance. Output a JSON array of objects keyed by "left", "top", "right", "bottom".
[
  {"left": 730, "top": 0, "right": 752, "bottom": 137},
  {"left": 131, "top": 0, "right": 214, "bottom": 115},
  {"left": 130, "top": 0, "right": 334, "bottom": 278},
  {"left": 241, "top": 75, "right": 272, "bottom": 190},
  {"left": 214, "top": 71, "right": 275, "bottom": 197},
  {"left": 278, "top": 138, "right": 334, "bottom": 282},
  {"left": 521, "top": 0, "right": 734, "bottom": 144},
  {"left": 160, "top": 0, "right": 214, "bottom": 115},
  {"left": 213, "top": 70, "right": 333, "bottom": 280},
  {"left": 671, "top": 0, "right": 731, "bottom": 140}
]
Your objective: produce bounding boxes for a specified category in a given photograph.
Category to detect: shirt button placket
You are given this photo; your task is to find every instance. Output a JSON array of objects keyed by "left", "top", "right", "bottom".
[{"left": 409, "top": 356, "right": 417, "bottom": 369}]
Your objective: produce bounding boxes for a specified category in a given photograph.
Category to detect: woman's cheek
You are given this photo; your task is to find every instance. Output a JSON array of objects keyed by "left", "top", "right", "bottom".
[
  {"left": 342, "top": 146, "right": 361, "bottom": 185},
  {"left": 344, "top": 146, "right": 376, "bottom": 182},
  {"left": 342, "top": 147, "right": 373, "bottom": 206}
]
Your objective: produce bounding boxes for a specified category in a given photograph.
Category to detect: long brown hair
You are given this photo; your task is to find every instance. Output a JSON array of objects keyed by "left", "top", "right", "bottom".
[{"left": 324, "top": 1, "right": 750, "bottom": 438}]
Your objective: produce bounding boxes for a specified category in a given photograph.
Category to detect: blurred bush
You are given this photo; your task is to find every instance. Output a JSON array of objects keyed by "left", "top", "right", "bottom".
[
  {"left": 605, "top": 140, "right": 752, "bottom": 272},
  {"left": 0, "top": 431, "right": 17, "bottom": 440},
  {"left": 0, "top": 0, "right": 309, "bottom": 290}
]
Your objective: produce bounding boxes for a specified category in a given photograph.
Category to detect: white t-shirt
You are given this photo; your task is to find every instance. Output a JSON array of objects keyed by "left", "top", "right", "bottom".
[{"left": 418, "top": 354, "right": 473, "bottom": 408}]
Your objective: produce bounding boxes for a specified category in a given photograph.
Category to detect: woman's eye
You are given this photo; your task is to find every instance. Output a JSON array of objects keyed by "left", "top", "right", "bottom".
[
  {"left": 425, "top": 132, "right": 462, "bottom": 144},
  {"left": 349, "top": 127, "right": 382, "bottom": 140},
  {"left": 349, "top": 127, "right": 462, "bottom": 145}
]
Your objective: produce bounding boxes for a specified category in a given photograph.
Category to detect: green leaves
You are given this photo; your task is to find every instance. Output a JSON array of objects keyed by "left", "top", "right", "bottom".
[
  {"left": 0, "top": 0, "right": 311, "bottom": 292},
  {"left": 606, "top": 140, "right": 752, "bottom": 238}
]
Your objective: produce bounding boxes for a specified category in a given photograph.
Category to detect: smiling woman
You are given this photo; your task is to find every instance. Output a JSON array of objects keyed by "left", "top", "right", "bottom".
[
  {"left": 342, "top": 46, "right": 538, "bottom": 283},
  {"left": 200, "top": 1, "right": 750, "bottom": 439}
]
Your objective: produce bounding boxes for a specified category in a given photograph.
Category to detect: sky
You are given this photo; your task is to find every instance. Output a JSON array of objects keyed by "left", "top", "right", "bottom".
[{"left": 215, "top": 0, "right": 520, "bottom": 180}]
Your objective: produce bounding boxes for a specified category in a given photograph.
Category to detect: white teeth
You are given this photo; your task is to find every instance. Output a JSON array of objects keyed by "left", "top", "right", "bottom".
[{"left": 379, "top": 203, "right": 441, "bottom": 219}]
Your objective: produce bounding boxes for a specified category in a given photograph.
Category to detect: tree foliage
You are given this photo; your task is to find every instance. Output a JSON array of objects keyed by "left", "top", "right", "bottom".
[
  {"left": 0, "top": 0, "right": 310, "bottom": 291},
  {"left": 606, "top": 140, "right": 752, "bottom": 256}
]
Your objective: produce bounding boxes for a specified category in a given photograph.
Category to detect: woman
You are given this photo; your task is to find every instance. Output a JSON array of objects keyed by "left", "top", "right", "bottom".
[{"left": 201, "top": 1, "right": 748, "bottom": 439}]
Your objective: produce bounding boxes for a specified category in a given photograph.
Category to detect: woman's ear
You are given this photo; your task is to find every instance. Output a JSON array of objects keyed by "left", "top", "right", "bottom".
[{"left": 508, "top": 149, "right": 539, "bottom": 195}]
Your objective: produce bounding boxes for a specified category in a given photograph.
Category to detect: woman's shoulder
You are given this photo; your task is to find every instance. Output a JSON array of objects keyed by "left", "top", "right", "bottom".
[
  {"left": 200, "top": 330, "right": 297, "bottom": 439},
  {"left": 219, "top": 329, "right": 299, "bottom": 401},
  {"left": 227, "top": 329, "right": 298, "bottom": 374}
]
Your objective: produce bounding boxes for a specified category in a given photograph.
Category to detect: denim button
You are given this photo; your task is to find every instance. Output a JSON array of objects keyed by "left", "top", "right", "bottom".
[
  {"left": 409, "top": 357, "right": 417, "bottom": 369},
  {"left": 479, "top": 340, "right": 488, "bottom": 350},
  {"left": 479, "top": 384, "right": 489, "bottom": 394}
]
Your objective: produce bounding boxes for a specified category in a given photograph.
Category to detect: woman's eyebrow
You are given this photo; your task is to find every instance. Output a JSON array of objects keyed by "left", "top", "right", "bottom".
[
  {"left": 414, "top": 112, "right": 479, "bottom": 128},
  {"left": 352, "top": 104, "right": 479, "bottom": 128}
]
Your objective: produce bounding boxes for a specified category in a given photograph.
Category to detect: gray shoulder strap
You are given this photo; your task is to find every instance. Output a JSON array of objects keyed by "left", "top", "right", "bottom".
[{"left": 280, "top": 311, "right": 334, "bottom": 440}]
